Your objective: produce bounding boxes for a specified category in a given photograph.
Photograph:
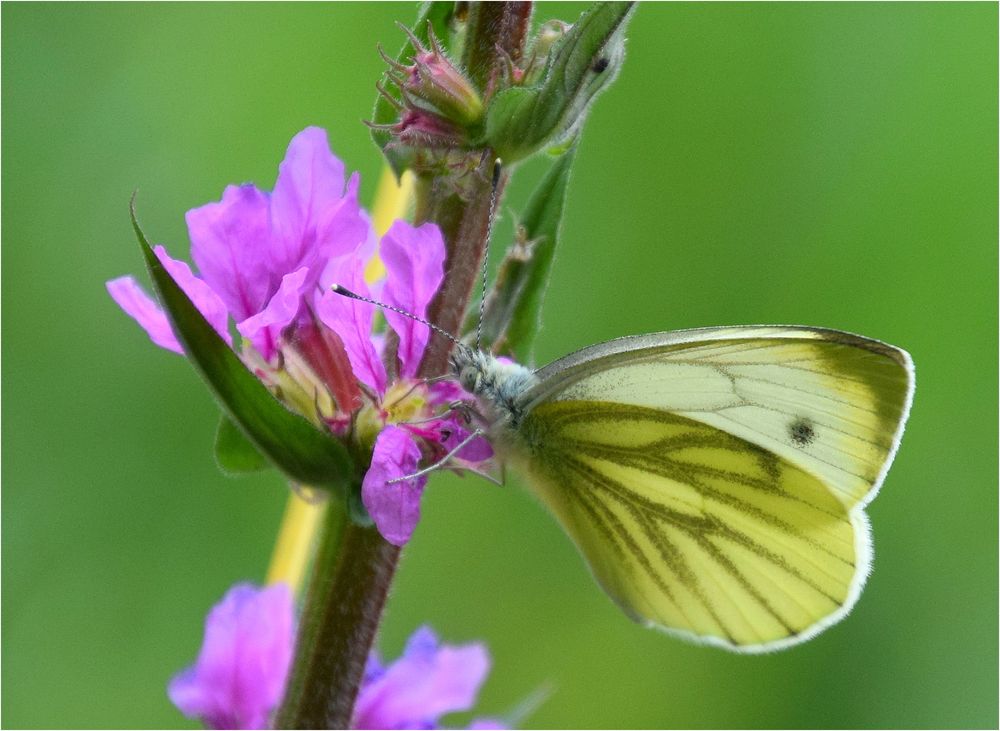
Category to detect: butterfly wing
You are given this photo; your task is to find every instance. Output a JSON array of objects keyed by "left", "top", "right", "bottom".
[{"left": 506, "top": 326, "right": 913, "bottom": 652}]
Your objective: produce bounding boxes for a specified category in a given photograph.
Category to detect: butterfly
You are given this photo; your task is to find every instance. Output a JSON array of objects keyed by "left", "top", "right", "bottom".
[{"left": 447, "top": 325, "right": 914, "bottom": 653}]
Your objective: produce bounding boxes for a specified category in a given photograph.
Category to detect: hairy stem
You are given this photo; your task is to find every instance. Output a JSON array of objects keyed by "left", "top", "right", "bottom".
[
  {"left": 274, "top": 499, "right": 400, "bottom": 729},
  {"left": 414, "top": 165, "right": 508, "bottom": 376},
  {"left": 462, "top": 2, "right": 534, "bottom": 93}
]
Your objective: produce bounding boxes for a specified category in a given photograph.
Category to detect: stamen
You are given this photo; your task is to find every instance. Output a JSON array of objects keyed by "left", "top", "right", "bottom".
[{"left": 382, "top": 378, "right": 429, "bottom": 410}]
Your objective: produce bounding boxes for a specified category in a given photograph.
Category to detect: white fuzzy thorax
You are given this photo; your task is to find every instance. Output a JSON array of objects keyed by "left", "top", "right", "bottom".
[{"left": 451, "top": 347, "right": 538, "bottom": 427}]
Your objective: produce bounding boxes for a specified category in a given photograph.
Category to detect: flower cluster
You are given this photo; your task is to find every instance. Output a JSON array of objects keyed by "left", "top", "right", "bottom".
[
  {"left": 169, "top": 583, "right": 499, "bottom": 730},
  {"left": 107, "top": 127, "right": 491, "bottom": 545}
]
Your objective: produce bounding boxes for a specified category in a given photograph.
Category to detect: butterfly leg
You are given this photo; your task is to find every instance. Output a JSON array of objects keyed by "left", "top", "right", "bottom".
[
  {"left": 387, "top": 428, "right": 490, "bottom": 485},
  {"left": 397, "top": 399, "right": 472, "bottom": 427}
]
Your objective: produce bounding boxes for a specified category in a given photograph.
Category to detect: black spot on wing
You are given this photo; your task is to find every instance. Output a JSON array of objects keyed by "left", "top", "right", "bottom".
[{"left": 789, "top": 417, "right": 815, "bottom": 447}]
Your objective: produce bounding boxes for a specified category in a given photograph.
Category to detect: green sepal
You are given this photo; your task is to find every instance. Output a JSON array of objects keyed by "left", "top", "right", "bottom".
[
  {"left": 479, "top": 144, "right": 577, "bottom": 363},
  {"left": 482, "top": 2, "right": 635, "bottom": 163},
  {"left": 347, "top": 486, "right": 374, "bottom": 528},
  {"left": 215, "top": 415, "right": 269, "bottom": 474},
  {"left": 370, "top": 1, "right": 457, "bottom": 178},
  {"left": 130, "top": 196, "right": 353, "bottom": 494}
]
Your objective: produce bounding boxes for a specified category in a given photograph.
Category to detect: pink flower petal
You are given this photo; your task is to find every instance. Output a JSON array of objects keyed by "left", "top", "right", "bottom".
[
  {"left": 153, "top": 245, "right": 232, "bottom": 347},
  {"left": 428, "top": 379, "right": 468, "bottom": 405},
  {"left": 168, "top": 583, "right": 295, "bottom": 730},
  {"left": 440, "top": 421, "right": 494, "bottom": 463},
  {"left": 354, "top": 626, "right": 492, "bottom": 729},
  {"left": 270, "top": 128, "right": 367, "bottom": 281},
  {"left": 106, "top": 276, "right": 183, "bottom": 354},
  {"left": 106, "top": 245, "right": 234, "bottom": 353},
  {"left": 186, "top": 184, "right": 273, "bottom": 323},
  {"left": 380, "top": 220, "right": 446, "bottom": 377},
  {"left": 321, "top": 172, "right": 369, "bottom": 264},
  {"left": 468, "top": 719, "right": 507, "bottom": 729},
  {"left": 362, "top": 426, "right": 427, "bottom": 546},
  {"left": 316, "top": 241, "right": 387, "bottom": 394},
  {"left": 237, "top": 266, "right": 310, "bottom": 361}
]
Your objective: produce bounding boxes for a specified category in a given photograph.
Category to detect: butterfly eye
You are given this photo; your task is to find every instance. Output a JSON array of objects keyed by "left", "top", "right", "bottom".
[{"left": 459, "top": 366, "right": 479, "bottom": 393}]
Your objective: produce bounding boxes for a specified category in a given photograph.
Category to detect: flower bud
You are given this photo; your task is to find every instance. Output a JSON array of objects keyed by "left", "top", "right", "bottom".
[
  {"left": 372, "top": 108, "right": 467, "bottom": 149},
  {"left": 523, "top": 20, "right": 570, "bottom": 86},
  {"left": 404, "top": 46, "right": 483, "bottom": 125},
  {"left": 380, "top": 25, "right": 483, "bottom": 128}
]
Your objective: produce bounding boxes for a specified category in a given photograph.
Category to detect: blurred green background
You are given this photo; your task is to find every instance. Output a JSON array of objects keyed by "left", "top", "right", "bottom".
[{"left": 3, "top": 3, "right": 996, "bottom": 728}]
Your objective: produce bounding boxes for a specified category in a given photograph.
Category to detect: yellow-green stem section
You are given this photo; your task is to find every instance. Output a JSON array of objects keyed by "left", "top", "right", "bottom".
[
  {"left": 266, "top": 166, "right": 414, "bottom": 592},
  {"left": 266, "top": 490, "right": 326, "bottom": 589}
]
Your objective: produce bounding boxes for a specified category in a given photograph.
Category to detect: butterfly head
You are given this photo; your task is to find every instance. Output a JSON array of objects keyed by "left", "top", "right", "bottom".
[
  {"left": 450, "top": 344, "right": 491, "bottom": 395},
  {"left": 328, "top": 283, "right": 536, "bottom": 417},
  {"left": 449, "top": 345, "right": 538, "bottom": 428}
]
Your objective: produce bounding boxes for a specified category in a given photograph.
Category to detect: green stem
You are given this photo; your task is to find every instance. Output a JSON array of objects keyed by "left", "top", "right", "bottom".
[
  {"left": 462, "top": 2, "right": 534, "bottom": 93},
  {"left": 274, "top": 497, "right": 400, "bottom": 729},
  {"left": 414, "top": 165, "right": 507, "bottom": 377}
]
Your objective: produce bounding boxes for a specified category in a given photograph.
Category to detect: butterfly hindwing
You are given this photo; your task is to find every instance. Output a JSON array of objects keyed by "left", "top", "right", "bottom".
[{"left": 506, "top": 327, "right": 913, "bottom": 651}]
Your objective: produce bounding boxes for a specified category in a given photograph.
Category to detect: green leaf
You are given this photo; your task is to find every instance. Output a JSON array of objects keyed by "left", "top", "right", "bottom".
[
  {"left": 370, "top": 1, "right": 457, "bottom": 178},
  {"left": 483, "top": 2, "right": 636, "bottom": 162},
  {"left": 131, "top": 197, "right": 354, "bottom": 494},
  {"left": 479, "top": 143, "right": 577, "bottom": 363},
  {"left": 215, "top": 415, "right": 269, "bottom": 474}
]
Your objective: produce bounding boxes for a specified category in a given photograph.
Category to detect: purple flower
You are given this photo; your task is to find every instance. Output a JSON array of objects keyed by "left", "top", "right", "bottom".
[
  {"left": 109, "top": 127, "right": 367, "bottom": 363},
  {"left": 169, "top": 585, "right": 498, "bottom": 730},
  {"left": 108, "top": 127, "right": 493, "bottom": 547},
  {"left": 168, "top": 583, "right": 294, "bottom": 730},
  {"left": 354, "top": 627, "right": 494, "bottom": 730}
]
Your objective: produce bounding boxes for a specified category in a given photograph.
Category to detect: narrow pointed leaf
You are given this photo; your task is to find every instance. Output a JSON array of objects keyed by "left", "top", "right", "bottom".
[
  {"left": 215, "top": 415, "right": 268, "bottom": 474},
  {"left": 483, "top": 2, "right": 636, "bottom": 162},
  {"left": 371, "top": 1, "right": 457, "bottom": 178},
  {"left": 131, "top": 198, "right": 353, "bottom": 493},
  {"left": 479, "top": 144, "right": 577, "bottom": 363}
]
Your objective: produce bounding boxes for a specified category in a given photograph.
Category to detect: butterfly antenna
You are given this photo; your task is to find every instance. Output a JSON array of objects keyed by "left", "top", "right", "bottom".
[
  {"left": 330, "top": 284, "right": 466, "bottom": 351},
  {"left": 476, "top": 157, "right": 502, "bottom": 352}
]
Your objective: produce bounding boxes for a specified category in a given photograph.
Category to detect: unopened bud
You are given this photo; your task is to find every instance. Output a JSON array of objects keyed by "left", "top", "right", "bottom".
[
  {"left": 406, "top": 50, "right": 483, "bottom": 125},
  {"left": 524, "top": 20, "right": 571, "bottom": 85},
  {"left": 385, "top": 25, "right": 484, "bottom": 127},
  {"left": 388, "top": 108, "right": 468, "bottom": 149}
]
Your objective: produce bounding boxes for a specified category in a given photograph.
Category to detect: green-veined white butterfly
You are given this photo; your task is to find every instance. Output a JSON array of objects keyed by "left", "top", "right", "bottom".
[
  {"left": 333, "top": 246, "right": 913, "bottom": 655},
  {"left": 443, "top": 324, "right": 913, "bottom": 653}
]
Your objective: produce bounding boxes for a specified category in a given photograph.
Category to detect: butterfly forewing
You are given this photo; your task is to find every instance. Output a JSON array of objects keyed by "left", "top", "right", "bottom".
[
  {"left": 521, "top": 327, "right": 913, "bottom": 510},
  {"left": 508, "top": 326, "right": 913, "bottom": 651}
]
